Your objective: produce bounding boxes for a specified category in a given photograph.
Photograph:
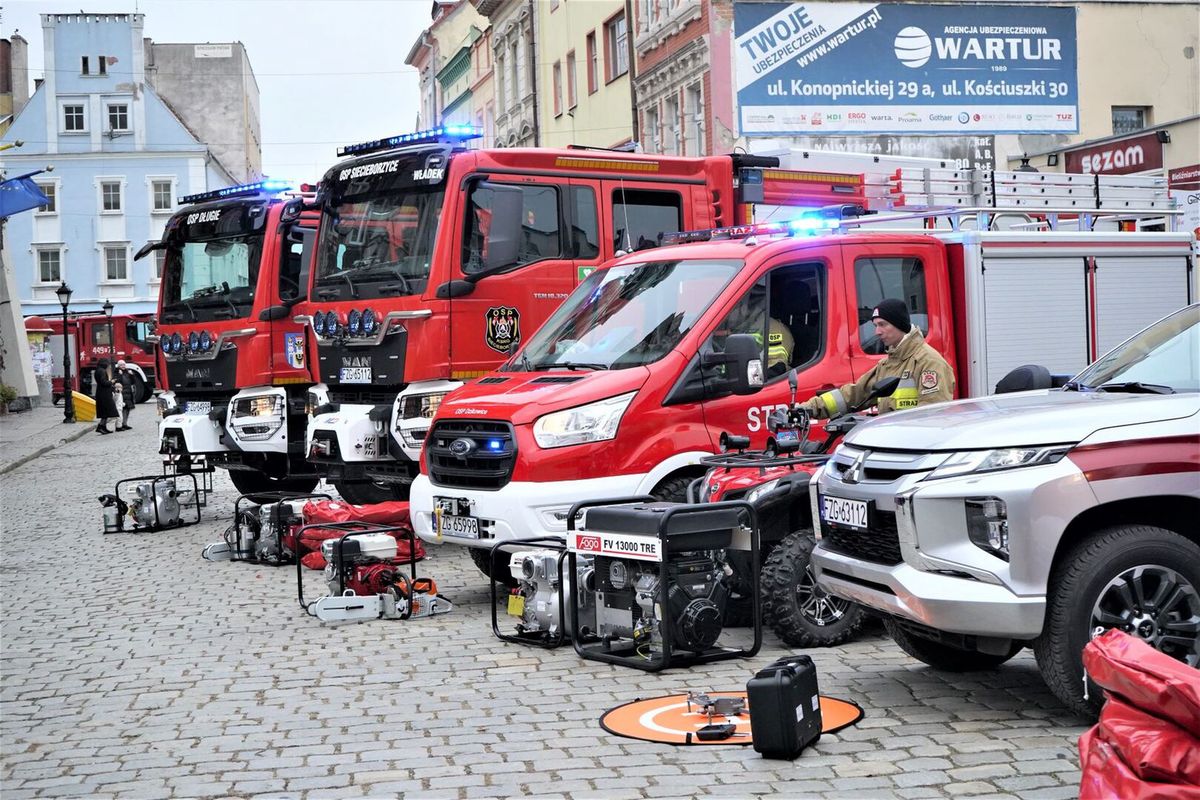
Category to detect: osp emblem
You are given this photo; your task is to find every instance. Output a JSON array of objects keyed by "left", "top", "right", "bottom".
[{"left": 485, "top": 306, "right": 521, "bottom": 353}]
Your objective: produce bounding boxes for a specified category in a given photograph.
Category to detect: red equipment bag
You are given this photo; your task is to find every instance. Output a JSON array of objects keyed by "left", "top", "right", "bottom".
[
  {"left": 1082, "top": 629, "right": 1200, "bottom": 735},
  {"left": 1079, "top": 727, "right": 1200, "bottom": 800},
  {"left": 296, "top": 500, "right": 424, "bottom": 569},
  {"left": 1078, "top": 630, "right": 1200, "bottom": 800}
]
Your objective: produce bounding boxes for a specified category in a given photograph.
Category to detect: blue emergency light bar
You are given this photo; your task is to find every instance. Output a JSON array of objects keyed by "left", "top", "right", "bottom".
[
  {"left": 659, "top": 203, "right": 868, "bottom": 245},
  {"left": 178, "top": 179, "right": 293, "bottom": 206},
  {"left": 337, "top": 125, "right": 483, "bottom": 158}
]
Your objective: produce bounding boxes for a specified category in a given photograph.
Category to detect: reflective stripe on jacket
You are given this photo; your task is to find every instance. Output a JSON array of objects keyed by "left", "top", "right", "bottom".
[{"left": 802, "top": 328, "right": 954, "bottom": 419}]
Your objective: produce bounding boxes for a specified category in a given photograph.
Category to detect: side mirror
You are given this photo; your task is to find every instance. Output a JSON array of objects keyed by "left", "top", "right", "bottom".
[
  {"left": 868, "top": 376, "right": 901, "bottom": 400},
  {"left": 481, "top": 183, "right": 523, "bottom": 274},
  {"left": 258, "top": 305, "right": 290, "bottom": 321},
  {"left": 134, "top": 240, "right": 165, "bottom": 262},
  {"left": 723, "top": 333, "right": 764, "bottom": 396}
]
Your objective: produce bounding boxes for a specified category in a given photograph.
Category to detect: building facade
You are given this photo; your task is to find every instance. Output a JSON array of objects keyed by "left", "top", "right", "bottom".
[
  {"left": 0, "top": 13, "right": 252, "bottom": 316},
  {"left": 535, "top": 0, "right": 634, "bottom": 149},
  {"left": 475, "top": 0, "right": 538, "bottom": 148},
  {"left": 144, "top": 41, "right": 262, "bottom": 183},
  {"left": 1, "top": 34, "right": 31, "bottom": 136}
]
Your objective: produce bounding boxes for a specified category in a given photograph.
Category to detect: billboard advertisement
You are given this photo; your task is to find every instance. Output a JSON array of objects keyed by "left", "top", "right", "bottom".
[
  {"left": 1064, "top": 131, "right": 1163, "bottom": 175},
  {"left": 734, "top": 3, "right": 1078, "bottom": 136}
]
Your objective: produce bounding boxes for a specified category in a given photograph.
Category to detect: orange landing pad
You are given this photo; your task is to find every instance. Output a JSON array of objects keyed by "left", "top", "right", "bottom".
[{"left": 600, "top": 691, "right": 863, "bottom": 746}]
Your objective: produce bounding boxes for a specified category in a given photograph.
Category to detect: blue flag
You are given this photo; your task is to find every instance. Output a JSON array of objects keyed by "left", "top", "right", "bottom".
[{"left": 0, "top": 176, "right": 51, "bottom": 218}]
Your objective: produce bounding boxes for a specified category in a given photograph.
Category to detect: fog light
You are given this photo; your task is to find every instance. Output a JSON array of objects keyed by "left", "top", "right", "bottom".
[{"left": 966, "top": 497, "right": 1009, "bottom": 561}]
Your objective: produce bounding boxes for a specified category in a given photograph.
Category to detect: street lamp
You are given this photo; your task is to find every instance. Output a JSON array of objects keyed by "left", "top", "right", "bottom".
[
  {"left": 103, "top": 298, "right": 115, "bottom": 361},
  {"left": 56, "top": 281, "right": 75, "bottom": 423}
]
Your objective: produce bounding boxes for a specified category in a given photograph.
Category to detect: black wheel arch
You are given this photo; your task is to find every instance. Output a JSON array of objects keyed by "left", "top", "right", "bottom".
[{"left": 1053, "top": 495, "right": 1200, "bottom": 576}]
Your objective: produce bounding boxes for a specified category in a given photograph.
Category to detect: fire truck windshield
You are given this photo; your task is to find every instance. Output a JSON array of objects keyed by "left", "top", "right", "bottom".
[
  {"left": 314, "top": 186, "right": 444, "bottom": 300},
  {"left": 510, "top": 259, "right": 742, "bottom": 371},
  {"left": 160, "top": 233, "right": 264, "bottom": 323}
]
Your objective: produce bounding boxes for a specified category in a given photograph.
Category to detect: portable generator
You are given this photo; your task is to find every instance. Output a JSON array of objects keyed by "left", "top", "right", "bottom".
[{"left": 566, "top": 498, "right": 760, "bottom": 671}]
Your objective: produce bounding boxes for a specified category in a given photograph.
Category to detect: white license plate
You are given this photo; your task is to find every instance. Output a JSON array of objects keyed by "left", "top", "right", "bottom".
[
  {"left": 339, "top": 367, "right": 372, "bottom": 383},
  {"left": 184, "top": 401, "right": 212, "bottom": 415},
  {"left": 439, "top": 514, "right": 480, "bottom": 539},
  {"left": 821, "top": 495, "right": 869, "bottom": 531}
]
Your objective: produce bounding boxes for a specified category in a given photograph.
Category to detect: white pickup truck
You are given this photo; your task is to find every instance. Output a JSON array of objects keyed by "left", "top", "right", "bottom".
[{"left": 811, "top": 303, "right": 1200, "bottom": 716}]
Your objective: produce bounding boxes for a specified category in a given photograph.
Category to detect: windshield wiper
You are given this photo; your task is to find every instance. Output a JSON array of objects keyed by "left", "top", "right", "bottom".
[
  {"left": 1096, "top": 381, "right": 1175, "bottom": 395},
  {"left": 533, "top": 360, "right": 608, "bottom": 371},
  {"left": 164, "top": 299, "right": 197, "bottom": 322},
  {"left": 1060, "top": 380, "right": 1082, "bottom": 392}
]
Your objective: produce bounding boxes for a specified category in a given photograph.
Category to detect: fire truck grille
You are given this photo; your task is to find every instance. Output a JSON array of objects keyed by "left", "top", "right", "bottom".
[
  {"left": 821, "top": 510, "right": 902, "bottom": 565},
  {"left": 328, "top": 388, "right": 397, "bottom": 406},
  {"left": 427, "top": 420, "right": 516, "bottom": 491}
]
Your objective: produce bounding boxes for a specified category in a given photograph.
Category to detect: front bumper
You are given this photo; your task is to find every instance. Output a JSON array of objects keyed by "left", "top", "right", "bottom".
[
  {"left": 411, "top": 472, "right": 647, "bottom": 548},
  {"left": 160, "top": 411, "right": 229, "bottom": 455},
  {"left": 810, "top": 449, "right": 1094, "bottom": 640},
  {"left": 225, "top": 386, "right": 288, "bottom": 454},
  {"left": 307, "top": 403, "right": 392, "bottom": 464}
]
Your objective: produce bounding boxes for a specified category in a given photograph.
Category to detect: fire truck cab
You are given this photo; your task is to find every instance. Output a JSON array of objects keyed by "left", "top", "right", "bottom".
[
  {"left": 144, "top": 180, "right": 321, "bottom": 495},
  {"left": 300, "top": 126, "right": 857, "bottom": 503},
  {"left": 46, "top": 312, "right": 157, "bottom": 403}
]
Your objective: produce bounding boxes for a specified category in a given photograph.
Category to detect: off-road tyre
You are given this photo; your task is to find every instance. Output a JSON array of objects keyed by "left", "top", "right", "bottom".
[
  {"left": 1033, "top": 524, "right": 1200, "bottom": 718},
  {"left": 884, "top": 618, "right": 1023, "bottom": 671},
  {"left": 229, "top": 470, "right": 319, "bottom": 501},
  {"left": 132, "top": 374, "right": 150, "bottom": 404},
  {"left": 760, "top": 530, "right": 867, "bottom": 647},
  {"left": 651, "top": 474, "right": 695, "bottom": 503},
  {"left": 334, "top": 479, "right": 409, "bottom": 505},
  {"left": 469, "top": 546, "right": 519, "bottom": 588}
]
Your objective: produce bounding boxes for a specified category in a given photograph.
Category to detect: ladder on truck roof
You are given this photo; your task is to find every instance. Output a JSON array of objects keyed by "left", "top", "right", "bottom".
[{"left": 885, "top": 168, "right": 1178, "bottom": 232}]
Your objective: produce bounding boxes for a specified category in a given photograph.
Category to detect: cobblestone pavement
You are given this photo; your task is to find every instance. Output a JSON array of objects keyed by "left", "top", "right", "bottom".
[
  {"left": 0, "top": 422, "right": 1092, "bottom": 799},
  {"left": 0, "top": 403, "right": 91, "bottom": 475}
]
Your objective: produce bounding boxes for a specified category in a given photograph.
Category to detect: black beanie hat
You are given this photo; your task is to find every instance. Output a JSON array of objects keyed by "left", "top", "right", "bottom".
[{"left": 872, "top": 298, "right": 911, "bottom": 333}]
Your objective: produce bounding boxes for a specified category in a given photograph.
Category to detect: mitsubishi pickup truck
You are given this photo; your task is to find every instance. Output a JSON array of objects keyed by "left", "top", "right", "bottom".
[{"left": 811, "top": 303, "right": 1199, "bottom": 716}]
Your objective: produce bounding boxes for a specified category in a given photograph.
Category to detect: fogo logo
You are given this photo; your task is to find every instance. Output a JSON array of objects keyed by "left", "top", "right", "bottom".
[
  {"left": 575, "top": 535, "right": 602, "bottom": 552},
  {"left": 895, "top": 25, "right": 1063, "bottom": 69}
]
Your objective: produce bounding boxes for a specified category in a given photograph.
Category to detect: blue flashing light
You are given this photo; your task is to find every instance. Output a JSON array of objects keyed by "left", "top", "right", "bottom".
[
  {"left": 199, "top": 330, "right": 213, "bottom": 351},
  {"left": 314, "top": 311, "right": 327, "bottom": 336},
  {"left": 178, "top": 179, "right": 294, "bottom": 206},
  {"left": 188, "top": 331, "right": 200, "bottom": 352},
  {"left": 337, "top": 125, "right": 483, "bottom": 157},
  {"left": 659, "top": 203, "right": 869, "bottom": 245},
  {"left": 347, "top": 309, "right": 362, "bottom": 336},
  {"left": 362, "top": 308, "right": 377, "bottom": 335},
  {"left": 170, "top": 333, "right": 182, "bottom": 354},
  {"left": 486, "top": 439, "right": 504, "bottom": 452}
]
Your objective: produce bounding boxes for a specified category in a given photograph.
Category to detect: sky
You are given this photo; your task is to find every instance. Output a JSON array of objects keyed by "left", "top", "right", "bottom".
[{"left": 1, "top": 0, "right": 425, "bottom": 181}]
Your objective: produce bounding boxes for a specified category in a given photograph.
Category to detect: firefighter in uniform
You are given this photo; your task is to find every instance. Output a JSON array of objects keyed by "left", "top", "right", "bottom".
[
  {"left": 762, "top": 317, "right": 794, "bottom": 377},
  {"left": 800, "top": 298, "right": 954, "bottom": 418}
]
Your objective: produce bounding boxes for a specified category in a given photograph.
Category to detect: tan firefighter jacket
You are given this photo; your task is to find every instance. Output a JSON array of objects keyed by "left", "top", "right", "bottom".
[{"left": 800, "top": 327, "right": 955, "bottom": 419}]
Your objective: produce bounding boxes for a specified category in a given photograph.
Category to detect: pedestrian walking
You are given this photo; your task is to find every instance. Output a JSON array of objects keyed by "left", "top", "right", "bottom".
[
  {"left": 93, "top": 358, "right": 119, "bottom": 434},
  {"left": 115, "top": 360, "right": 136, "bottom": 431}
]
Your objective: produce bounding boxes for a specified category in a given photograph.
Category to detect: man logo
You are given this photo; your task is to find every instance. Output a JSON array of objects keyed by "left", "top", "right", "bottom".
[{"left": 894, "top": 26, "right": 932, "bottom": 68}]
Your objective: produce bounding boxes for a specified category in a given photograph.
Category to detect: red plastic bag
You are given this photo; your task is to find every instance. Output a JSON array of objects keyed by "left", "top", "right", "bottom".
[
  {"left": 297, "top": 499, "right": 424, "bottom": 569},
  {"left": 1083, "top": 629, "right": 1200, "bottom": 736},
  {"left": 1097, "top": 697, "right": 1200, "bottom": 786},
  {"left": 1079, "top": 727, "right": 1200, "bottom": 800}
]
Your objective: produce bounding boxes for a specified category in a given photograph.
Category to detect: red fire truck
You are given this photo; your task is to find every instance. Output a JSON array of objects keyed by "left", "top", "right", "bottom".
[
  {"left": 409, "top": 169, "right": 1194, "bottom": 582},
  {"left": 300, "top": 125, "right": 863, "bottom": 503},
  {"left": 42, "top": 312, "right": 157, "bottom": 403},
  {"left": 140, "top": 180, "right": 322, "bottom": 495}
]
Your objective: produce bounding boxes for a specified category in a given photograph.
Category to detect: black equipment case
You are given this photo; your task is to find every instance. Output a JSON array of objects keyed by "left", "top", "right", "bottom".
[{"left": 747, "top": 655, "right": 822, "bottom": 759}]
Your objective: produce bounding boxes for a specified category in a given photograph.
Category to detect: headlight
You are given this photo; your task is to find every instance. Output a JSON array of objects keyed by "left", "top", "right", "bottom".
[
  {"left": 314, "top": 312, "right": 326, "bottom": 336},
  {"left": 161, "top": 338, "right": 173, "bottom": 356},
  {"left": 362, "top": 308, "right": 377, "bottom": 335},
  {"left": 171, "top": 333, "right": 183, "bottom": 353},
  {"left": 200, "top": 330, "right": 213, "bottom": 351},
  {"left": 348, "top": 309, "right": 362, "bottom": 336},
  {"left": 326, "top": 311, "right": 340, "bottom": 337},
  {"left": 399, "top": 392, "right": 448, "bottom": 422},
  {"left": 533, "top": 392, "right": 635, "bottom": 449},
  {"left": 924, "top": 446, "right": 1071, "bottom": 481},
  {"left": 156, "top": 395, "right": 172, "bottom": 417},
  {"left": 746, "top": 478, "right": 781, "bottom": 505},
  {"left": 966, "top": 496, "right": 1009, "bottom": 560},
  {"left": 188, "top": 331, "right": 200, "bottom": 352}
]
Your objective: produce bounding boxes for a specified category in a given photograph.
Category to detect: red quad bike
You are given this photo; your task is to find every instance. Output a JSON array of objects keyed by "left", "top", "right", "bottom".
[{"left": 693, "top": 372, "right": 900, "bottom": 647}]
